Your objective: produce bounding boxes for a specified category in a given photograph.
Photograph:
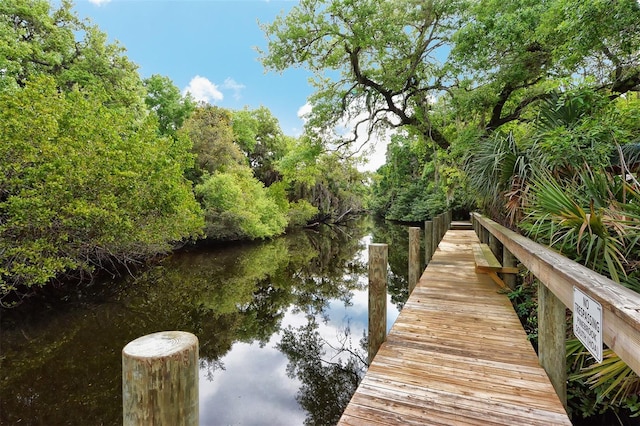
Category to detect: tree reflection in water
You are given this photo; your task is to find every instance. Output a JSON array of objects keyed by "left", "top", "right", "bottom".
[
  {"left": 277, "top": 318, "right": 367, "bottom": 426},
  {"left": 0, "top": 217, "right": 410, "bottom": 425}
]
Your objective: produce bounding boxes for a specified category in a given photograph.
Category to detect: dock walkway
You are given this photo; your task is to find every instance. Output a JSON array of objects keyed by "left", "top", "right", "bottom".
[{"left": 338, "top": 228, "right": 571, "bottom": 425}]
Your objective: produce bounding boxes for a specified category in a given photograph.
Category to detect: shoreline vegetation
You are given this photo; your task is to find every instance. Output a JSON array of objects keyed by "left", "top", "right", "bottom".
[{"left": 2, "top": 0, "right": 640, "bottom": 422}]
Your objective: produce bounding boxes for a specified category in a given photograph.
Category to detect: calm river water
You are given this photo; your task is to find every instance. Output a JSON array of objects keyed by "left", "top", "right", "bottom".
[{"left": 0, "top": 217, "right": 415, "bottom": 425}]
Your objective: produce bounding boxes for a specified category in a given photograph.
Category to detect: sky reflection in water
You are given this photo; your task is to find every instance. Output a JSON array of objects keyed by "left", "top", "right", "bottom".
[
  {"left": 0, "top": 221, "right": 409, "bottom": 425},
  {"left": 200, "top": 234, "right": 401, "bottom": 426}
]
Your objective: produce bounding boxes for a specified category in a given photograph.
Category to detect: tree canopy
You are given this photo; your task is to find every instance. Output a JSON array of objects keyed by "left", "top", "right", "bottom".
[
  {"left": 0, "top": 76, "right": 203, "bottom": 295},
  {"left": 261, "top": 0, "right": 640, "bottom": 152},
  {"left": 0, "top": 0, "right": 146, "bottom": 111},
  {"left": 260, "top": 0, "right": 461, "bottom": 150}
]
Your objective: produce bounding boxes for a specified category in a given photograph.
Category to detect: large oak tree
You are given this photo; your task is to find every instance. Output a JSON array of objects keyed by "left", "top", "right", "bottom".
[
  {"left": 260, "top": 0, "right": 463, "bottom": 150},
  {"left": 260, "top": 0, "right": 640, "bottom": 151}
]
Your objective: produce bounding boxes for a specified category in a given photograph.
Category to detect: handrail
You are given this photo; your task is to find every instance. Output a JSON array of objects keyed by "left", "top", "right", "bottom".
[{"left": 472, "top": 213, "right": 640, "bottom": 376}]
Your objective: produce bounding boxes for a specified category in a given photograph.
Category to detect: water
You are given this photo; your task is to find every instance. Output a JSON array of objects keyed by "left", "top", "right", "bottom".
[{"left": 0, "top": 218, "right": 413, "bottom": 425}]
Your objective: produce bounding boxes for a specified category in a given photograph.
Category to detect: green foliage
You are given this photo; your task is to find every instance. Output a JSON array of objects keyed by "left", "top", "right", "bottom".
[
  {"left": 276, "top": 134, "right": 324, "bottom": 186},
  {"left": 260, "top": 0, "right": 464, "bottom": 149},
  {"left": 519, "top": 155, "right": 640, "bottom": 418},
  {"left": 506, "top": 277, "right": 538, "bottom": 346},
  {"left": 538, "top": 0, "right": 640, "bottom": 95},
  {"left": 371, "top": 133, "right": 473, "bottom": 222},
  {"left": 277, "top": 135, "right": 367, "bottom": 223},
  {"left": 179, "top": 105, "right": 245, "bottom": 182},
  {"left": 195, "top": 167, "right": 288, "bottom": 240},
  {"left": 451, "top": 0, "right": 640, "bottom": 134},
  {"left": 466, "top": 89, "right": 640, "bottom": 224},
  {"left": 567, "top": 339, "right": 640, "bottom": 420},
  {"left": 522, "top": 171, "right": 640, "bottom": 291},
  {"left": 144, "top": 74, "right": 196, "bottom": 136},
  {"left": 232, "top": 106, "right": 287, "bottom": 186},
  {"left": 268, "top": 182, "right": 319, "bottom": 228},
  {"left": 0, "top": 77, "right": 203, "bottom": 295},
  {"left": 0, "top": 0, "right": 146, "bottom": 111}
]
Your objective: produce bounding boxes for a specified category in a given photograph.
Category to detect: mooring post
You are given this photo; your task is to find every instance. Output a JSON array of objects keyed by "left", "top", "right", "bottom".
[
  {"left": 408, "top": 227, "right": 421, "bottom": 294},
  {"left": 368, "top": 243, "right": 388, "bottom": 364},
  {"left": 538, "top": 284, "right": 567, "bottom": 409},
  {"left": 424, "top": 220, "right": 433, "bottom": 264},
  {"left": 123, "top": 331, "right": 199, "bottom": 426}
]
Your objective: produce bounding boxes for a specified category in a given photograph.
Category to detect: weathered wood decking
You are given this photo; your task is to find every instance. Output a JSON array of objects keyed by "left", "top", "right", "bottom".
[{"left": 339, "top": 229, "right": 571, "bottom": 425}]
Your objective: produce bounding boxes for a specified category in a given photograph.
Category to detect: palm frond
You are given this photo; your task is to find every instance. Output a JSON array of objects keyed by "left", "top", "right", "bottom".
[{"left": 570, "top": 347, "right": 640, "bottom": 404}]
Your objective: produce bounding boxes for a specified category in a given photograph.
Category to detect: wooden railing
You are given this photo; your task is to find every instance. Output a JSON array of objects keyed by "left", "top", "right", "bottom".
[
  {"left": 369, "top": 211, "right": 452, "bottom": 363},
  {"left": 471, "top": 212, "right": 640, "bottom": 406}
]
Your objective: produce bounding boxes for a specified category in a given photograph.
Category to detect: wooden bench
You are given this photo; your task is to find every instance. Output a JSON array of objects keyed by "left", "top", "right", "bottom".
[{"left": 472, "top": 243, "right": 519, "bottom": 289}]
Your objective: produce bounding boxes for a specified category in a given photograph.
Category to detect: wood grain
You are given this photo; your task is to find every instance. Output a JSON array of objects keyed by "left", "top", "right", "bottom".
[
  {"left": 338, "top": 229, "right": 570, "bottom": 425},
  {"left": 473, "top": 213, "right": 640, "bottom": 376},
  {"left": 369, "top": 243, "right": 388, "bottom": 364}
]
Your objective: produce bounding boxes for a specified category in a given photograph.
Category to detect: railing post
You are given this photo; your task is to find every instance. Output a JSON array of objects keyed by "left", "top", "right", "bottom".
[
  {"left": 123, "top": 331, "right": 199, "bottom": 426},
  {"left": 409, "top": 227, "right": 421, "bottom": 294},
  {"left": 538, "top": 283, "right": 567, "bottom": 409},
  {"left": 368, "top": 243, "right": 388, "bottom": 364},
  {"left": 489, "top": 234, "right": 501, "bottom": 263},
  {"left": 481, "top": 225, "right": 489, "bottom": 244},
  {"left": 503, "top": 246, "right": 517, "bottom": 290},
  {"left": 424, "top": 220, "right": 433, "bottom": 264},
  {"left": 432, "top": 215, "right": 442, "bottom": 254}
]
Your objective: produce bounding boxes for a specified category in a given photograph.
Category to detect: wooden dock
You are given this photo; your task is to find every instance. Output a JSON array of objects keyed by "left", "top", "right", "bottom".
[{"left": 339, "top": 229, "right": 571, "bottom": 425}]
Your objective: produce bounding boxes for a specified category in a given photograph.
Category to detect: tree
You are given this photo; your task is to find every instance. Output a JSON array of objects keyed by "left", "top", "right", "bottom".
[
  {"left": 0, "top": 77, "right": 203, "bottom": 299},
  {"left": 261, "top": 0, "right": 640, "bottom": 157},
  {"left": 277, "top": 138, "right": 367, "bottom": 223},
  {"left": 194, "top": 167, "right": 288, "bottom": 240},
  {"left": 370, "top": 133, "right": 450, "bottom": 221},
  {"left": 232, "top": 106, "right": 287, "bottom": 186},
  {"left": 450, "top": 0, "right": 640, "bottom": 133},
  {"left": 144, "top": 74, "right": 196, "bottom": 137},
  {"left": 178, "top": 105, "right": 246, "bottom": 182},
  {"left": 260, "top": 0, "right": 464, "bottom": 151},
  {"left": 0, "top": 0, "right": 146, "bottom": 111}
]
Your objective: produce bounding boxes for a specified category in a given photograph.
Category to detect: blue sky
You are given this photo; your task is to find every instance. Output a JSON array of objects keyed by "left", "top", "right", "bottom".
[{"left": 71, "top": 0, "right": 312, "bottom": 137}]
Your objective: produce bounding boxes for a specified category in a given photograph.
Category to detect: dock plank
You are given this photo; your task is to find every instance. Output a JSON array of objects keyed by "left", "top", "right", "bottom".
[{"left": 338, "top": 228, "right": 571, "bottom": 425}]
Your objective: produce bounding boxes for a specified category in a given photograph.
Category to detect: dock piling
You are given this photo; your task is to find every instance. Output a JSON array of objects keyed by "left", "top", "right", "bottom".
[
  {"left": 122, "top": 331, "right": 199, "bottom": 426},
  {"left": 368, "top": 243, "right": 388, "bottom": 364},
  {"left": 424, "top": 220, "right": 433, "bottom": 264},
  {"left": 408, "top": 227, "right": 421, "bottom": 294}
]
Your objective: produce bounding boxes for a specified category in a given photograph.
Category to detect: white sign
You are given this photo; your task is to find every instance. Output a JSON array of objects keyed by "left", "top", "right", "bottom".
[{"left": 573, "top": 286, "right": 603, "bottom": 363}]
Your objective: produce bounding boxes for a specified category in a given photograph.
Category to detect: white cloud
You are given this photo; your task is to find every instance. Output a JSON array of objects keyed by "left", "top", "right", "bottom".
[
  {"left": 297, "top": 103, "right": 312, "bottom": 122},
  {"left": 183, "top": 75, "right": 223, "bottom": 104},
  {"left": 222, "top": 78, "right": 245, "bottom": 100},
  {"left": 88, "top": 0, "right": 111, "bottom": 5}
]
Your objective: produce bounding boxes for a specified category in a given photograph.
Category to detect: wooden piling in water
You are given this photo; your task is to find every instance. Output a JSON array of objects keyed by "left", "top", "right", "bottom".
[
  {"left": 368, "top": 243, "right": 388, "bottom": 364},
  {"left": 408, "top": 227, "right": 421, "bottom": 294},
  {"left": 122, "top": 331, "right": 199, "bottom": 426}
]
